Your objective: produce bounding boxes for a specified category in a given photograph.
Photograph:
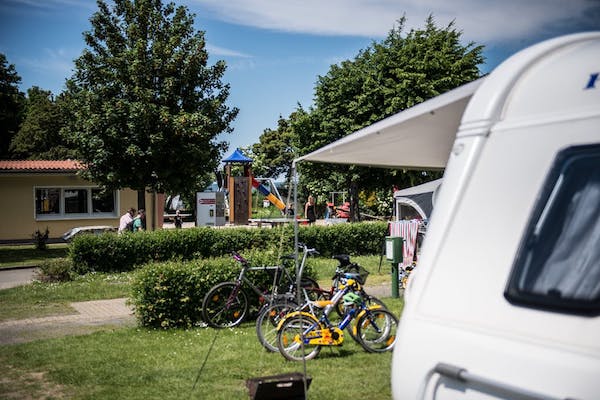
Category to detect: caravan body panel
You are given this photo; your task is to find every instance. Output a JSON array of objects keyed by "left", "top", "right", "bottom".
[{"left": 392, "top": 33, "right": 600, "bottom": 399}]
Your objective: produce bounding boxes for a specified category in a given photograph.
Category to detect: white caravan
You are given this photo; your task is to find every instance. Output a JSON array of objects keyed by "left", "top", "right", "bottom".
[{"left": 392, "top": 33, "right": 600, "bottom": 399}]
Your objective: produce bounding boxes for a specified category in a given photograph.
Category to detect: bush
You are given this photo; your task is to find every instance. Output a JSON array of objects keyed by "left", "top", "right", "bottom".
[
  {"left": 32, "top": 227, "right": 50, "bottom": 250},
  {"left": 36, "top": 257, "right": 75, "bottom": 282},
  {"left": 130, "top": 249, "right": 285, "bottom": 329},
  {"left": 68, "top": 222, "right": 389, "bottom": 274}
]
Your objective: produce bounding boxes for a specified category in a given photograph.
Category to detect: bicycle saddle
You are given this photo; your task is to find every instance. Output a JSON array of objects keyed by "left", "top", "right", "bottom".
[{"left": 332, "top": 254, "right": 351, "bottom": 266}]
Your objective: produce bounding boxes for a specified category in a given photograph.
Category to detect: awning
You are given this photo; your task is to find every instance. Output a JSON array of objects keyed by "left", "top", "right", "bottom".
[{"left": 295, "top": 78, "right": 484, "bottom": 169}]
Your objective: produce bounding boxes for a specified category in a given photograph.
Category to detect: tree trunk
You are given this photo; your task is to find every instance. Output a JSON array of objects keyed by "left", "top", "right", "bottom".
[{"left": 349, "top": 180, "right": 360, "bottom": 222}]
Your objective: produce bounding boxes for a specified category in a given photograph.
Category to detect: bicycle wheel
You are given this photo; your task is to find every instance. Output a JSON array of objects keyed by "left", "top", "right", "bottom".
[
  {"left": 300, "top": 277, "right": 329, "bottom": 301},
  {"left": 277, "top": 314, "right": 322, "bottom": 361},
  {"left": 345, "top": 295, "right": 388, "bottom": 342},
  {"left": 202, "top": 282, "right": 248, "bottom": 328},
  {"left": 355, "top": 308, "right": 398, "bottom": 353},
  {"left": 255, "top": 300, "right": 297, "bottom": 352}
]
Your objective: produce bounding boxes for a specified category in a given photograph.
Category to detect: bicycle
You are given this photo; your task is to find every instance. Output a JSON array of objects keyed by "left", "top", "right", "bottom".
[
  {"left": 255, "top": 243, "right": 327, "bottom": 352},
  {"left": 256, "top": 252, "right": 387, "bottom": 352},
  {"left": 201, "top": 248, "right": 321, "bottom": 329},
  {"left": 276, "top": 277, "right": 399, "bottom": 361}
]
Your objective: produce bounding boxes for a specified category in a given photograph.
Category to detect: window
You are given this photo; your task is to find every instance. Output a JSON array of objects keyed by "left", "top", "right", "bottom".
[
  {"left": 36, "top": 188, "right": 60, "bottom": 215},
  {"left": 65, "top": 189, "right": 88, "bottom": 214},
  {"left": 35, "top": 187, "right": 117, "bottom": 220},
  {"left": 505, "top": 145, "right": 600, "bottom": 315},
  {"left": 92, "top": 188, "right": 115, "bottom": 213}
]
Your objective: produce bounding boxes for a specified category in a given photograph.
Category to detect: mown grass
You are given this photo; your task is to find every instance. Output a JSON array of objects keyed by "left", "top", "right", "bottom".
[
  {"left": 0, "top": 296, "right": 401, "bottom": 399},
  {"left": 0, "top": 254, "right": 402, "bottom": 399},
  {"left": 0, "top": 272, "right": 132, "bottom": 321},
  {"left": 0, "top": 243, "right": 69, "bottom": 269}
]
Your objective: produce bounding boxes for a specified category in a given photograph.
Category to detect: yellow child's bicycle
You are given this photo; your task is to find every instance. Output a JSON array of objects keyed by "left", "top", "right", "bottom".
[{"left": 276, "top": 278, "right": 399, "bottom": 361}]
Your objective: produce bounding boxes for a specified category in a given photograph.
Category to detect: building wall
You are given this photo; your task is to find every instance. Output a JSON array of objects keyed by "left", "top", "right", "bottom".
[{"left": 0, "top": 173, "right": 159, "bottom": 242}]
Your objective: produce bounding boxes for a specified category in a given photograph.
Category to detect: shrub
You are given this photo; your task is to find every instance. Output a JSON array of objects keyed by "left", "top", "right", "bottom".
[
  {"left": 32, "top": 227, "right": 50, "bottom": 250},
  {"left": 36, "top": 257, "right": 75, "bottom": 282},
  {"left": 69, "top": 222, "right": 389, "bottom": 274},
  {"left": 130, "top": 249, "right": 284, "bottom": 329}
]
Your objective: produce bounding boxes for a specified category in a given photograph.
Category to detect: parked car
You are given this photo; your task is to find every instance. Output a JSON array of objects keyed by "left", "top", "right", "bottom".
[{"left": 61, "top": 226, "right": 117, "bottom": 242}]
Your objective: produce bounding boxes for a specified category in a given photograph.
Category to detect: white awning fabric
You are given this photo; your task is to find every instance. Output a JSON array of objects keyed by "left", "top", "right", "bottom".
[{"left": 295, "top": 78, "right": 484, "bottom": 169}]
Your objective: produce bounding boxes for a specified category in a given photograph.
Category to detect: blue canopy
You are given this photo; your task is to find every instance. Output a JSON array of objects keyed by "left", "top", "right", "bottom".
[{"left": 222, "top": 148, "right": 253, "bottom": 163}]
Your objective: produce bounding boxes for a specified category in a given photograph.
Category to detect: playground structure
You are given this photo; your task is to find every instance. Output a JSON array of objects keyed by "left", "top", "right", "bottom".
[{"left": 222, "top": 149, "right": 287, "bottom": 225}]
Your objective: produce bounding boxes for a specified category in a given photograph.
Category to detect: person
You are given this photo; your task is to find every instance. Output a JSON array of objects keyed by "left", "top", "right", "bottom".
[
  {"left": 286, "top": 203, "right": 295, "bottom": 216},
  {"left": 132, "top": 209, "right": 145, "bottom": 232},
  {"left": 173, "top": 209, "right": 183, "bottom": 229},
  {"left": 304, "top": 195, "right": 316, "bottom": 224},
  {"left": 324, "top": 202, "right": 335, "bottom": 219},
  {"left": 118, "top": 207, "right": 135, "bottom": 233}
]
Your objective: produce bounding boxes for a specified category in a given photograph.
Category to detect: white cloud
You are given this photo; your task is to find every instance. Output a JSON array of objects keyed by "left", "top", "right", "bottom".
[
  {"left": 189, "top": 0, "right": 597, "bottom": 43},
  {"left": 5, "top": 0, "right": 95, "bottom": 11},
  {"left": 206, "top": 43, "right": 252, "bottom": 58}
]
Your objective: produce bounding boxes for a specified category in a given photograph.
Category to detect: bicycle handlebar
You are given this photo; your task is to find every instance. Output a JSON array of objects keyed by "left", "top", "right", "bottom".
[
  {"left": 297, "top": 242, "right": 319, "bottom": 256},
  {"left": 231, "top": 250, "right": 248, "bottom": 264}
]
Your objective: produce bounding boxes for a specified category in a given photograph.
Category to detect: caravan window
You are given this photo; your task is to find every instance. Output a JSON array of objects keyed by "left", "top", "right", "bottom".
[{"left": 505, "top": 145, "right": 600, "bottom": 315}]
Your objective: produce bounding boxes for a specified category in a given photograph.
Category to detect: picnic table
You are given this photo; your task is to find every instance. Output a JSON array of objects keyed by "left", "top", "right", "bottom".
[{"left": 248, "top": 218, "right": 309, "bottom": 228}]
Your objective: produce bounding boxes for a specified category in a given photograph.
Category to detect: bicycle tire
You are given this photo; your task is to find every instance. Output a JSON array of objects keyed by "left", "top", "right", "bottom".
[
  {"left": 277, "top": 313, "right": 322, "bottom": 361},
  {"left": 345, "top": 295, "right": 388, "bottom": 342},
  {"left": 300, "top": 276, "right": 329, "bottom": 301},
  {"left": 355, "top": 308, "right": 398, "bottom": 353},
  {"left": 255, "top": 300, "right": 297, "bottom": 352},
  {"left": 202, "top": 282, "right": 249, "bottom": 328}
]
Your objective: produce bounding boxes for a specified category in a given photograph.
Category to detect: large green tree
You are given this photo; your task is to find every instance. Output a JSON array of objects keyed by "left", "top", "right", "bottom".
[
  {"left": 251, "top": 112, "right": 300, "bottom": 180},
  {"left": 0, "top": 54, "right": 25, "bottom": 159},
  {"left": 9, "top": 87, "right": 76, "bottom": 160},
  {"left": 296, "top": 16, "right": 483, "bottom": 220},
  {"left": 63, "top": 0, "right": 238, "bottom": 194}
]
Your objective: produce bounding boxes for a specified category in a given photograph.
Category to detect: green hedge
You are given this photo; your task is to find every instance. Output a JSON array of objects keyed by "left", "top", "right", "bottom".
[
  {"left": 130, "top": 249, "right": 299, "bottom": 328},
  {"left": 69, "top": 222, "right": 388, "bottom": 273}
]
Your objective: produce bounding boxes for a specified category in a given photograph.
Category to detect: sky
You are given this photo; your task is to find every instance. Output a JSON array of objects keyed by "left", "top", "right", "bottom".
[{"left": 1, "top": 0, "right": 599, "bottom": 155}]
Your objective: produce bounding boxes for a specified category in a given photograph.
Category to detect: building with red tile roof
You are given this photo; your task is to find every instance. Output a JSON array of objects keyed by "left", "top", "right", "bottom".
[{"left": 0, "top": 159, "right": 161, "bottom": 243}]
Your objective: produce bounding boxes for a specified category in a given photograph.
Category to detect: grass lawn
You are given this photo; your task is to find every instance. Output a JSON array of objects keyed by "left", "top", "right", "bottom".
[
  {"left": 0, "top": 243, "right": 69, "bottom": 269},
  {"left": 0, "top": 298, "right": 402, "bottom": 399},
  {"left": 0, "top": 254, "right": 402, "bottom": 399}
]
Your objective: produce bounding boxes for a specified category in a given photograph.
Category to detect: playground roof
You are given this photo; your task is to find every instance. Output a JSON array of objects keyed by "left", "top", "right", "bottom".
[
  {"left": 294, "top": 78, "right": 484, "bottom": 170},
  {"left": 222, "top": 148, "right": 253, "bottom": 163}
]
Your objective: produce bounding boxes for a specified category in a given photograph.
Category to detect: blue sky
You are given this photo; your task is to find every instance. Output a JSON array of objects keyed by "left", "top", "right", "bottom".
[{"left": 1, "top": 0, "right": 599, "bottom": 154}]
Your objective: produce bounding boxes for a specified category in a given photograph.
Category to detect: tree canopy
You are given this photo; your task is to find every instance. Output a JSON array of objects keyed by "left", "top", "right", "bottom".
[
  {"left": 0, "top": 54, "right": 25, "bottom": 159},
  {"left": 254, "top": 15, "right": 483, "bottom": 220},
  {"left": 63, "top": 0, "right": 238, "bottom": 193},
  {"left": 9, "top": 87, "right": 76, "bottom": 160}
]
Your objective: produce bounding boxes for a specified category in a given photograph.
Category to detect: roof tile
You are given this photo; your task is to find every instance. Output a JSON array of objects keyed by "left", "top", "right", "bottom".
[{"left": 0, "top": 160, "right": 84, "bottom": 172}]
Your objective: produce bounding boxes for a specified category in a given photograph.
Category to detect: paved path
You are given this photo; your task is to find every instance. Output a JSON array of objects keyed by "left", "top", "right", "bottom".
[
  {"left": 0, "top": 267, "right": 38, "bottom": 290},
  {"left": 0, "top": 298, "right": 136, "bottom": 345}
]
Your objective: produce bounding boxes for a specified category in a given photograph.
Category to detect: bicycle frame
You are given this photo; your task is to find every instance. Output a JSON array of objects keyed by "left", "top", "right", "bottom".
[
  {"left": 230, "top": 253, "right": 294, "bottom": 304},
  {"left": 230, "top": 244, "right": 319, "bottom": 307},
  {"left": 278, "top": 279, "right": 383, "bottom": 347}
]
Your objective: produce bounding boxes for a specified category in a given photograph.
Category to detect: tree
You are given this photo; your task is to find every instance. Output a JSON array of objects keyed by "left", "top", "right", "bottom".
[
  {"left": 296, "top": 16, "right": 482, "bottom": 220},
  {"left": 0, "top": 53, "right": 25, "bottom": 159},
  {"left": 63, "top": 0, "right": 238, "bottom": 194},
  {"left": 251, "top": 111, "right": 301, "bottom": 180},
  {"left": 9, "top": 87, "right": 76, "bottom": 160}
]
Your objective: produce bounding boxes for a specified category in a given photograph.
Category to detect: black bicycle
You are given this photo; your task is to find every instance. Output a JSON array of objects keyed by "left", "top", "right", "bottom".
[{"left": 201, "top": 247, "right": 320, "bottom": 329}]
